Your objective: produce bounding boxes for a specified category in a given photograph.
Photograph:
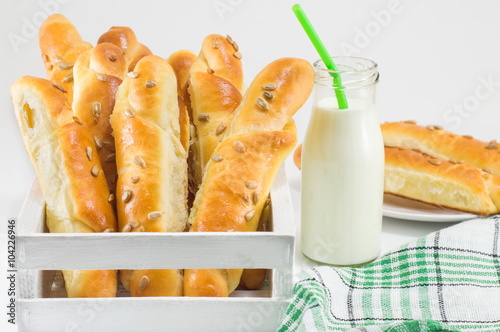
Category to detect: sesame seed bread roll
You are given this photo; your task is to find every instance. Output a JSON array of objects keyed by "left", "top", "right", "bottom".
[
  {"left": 39, "top": 14, "right": 93, "bottom": 104},
  {"left": 97, "top": 26, "right": 152, "bottom": 73},
  {"left": 188, "top": 34, "right": 244, "bottom": 193},
  {"left": 381, "top": 121, "right": 500, "bottom": 176},
  {"left": 384, "top": 146, "right": 500, "bottom": 215},
  {"left": 110, "top": 55, "right": 187, "bottom": 296},
  {"left": 167, "top": 50, "right": 197, "bottom": 152},
  {"left": 224, "top": 57, "right": 314, "bottom": 137},
  {"left": 11, "top": 76, "right": 117, "bottom": 297},
  {"left": 72, "top": 43, "right": 127, "bottom": 192},
  {"left": 184, "top": 125, "right": 298, "bottom": 297}
]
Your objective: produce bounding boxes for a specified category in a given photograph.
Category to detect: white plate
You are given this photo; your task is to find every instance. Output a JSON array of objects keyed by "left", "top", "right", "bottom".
[{"left": 383, "top": 194, "right": 478, "bottom": 222}]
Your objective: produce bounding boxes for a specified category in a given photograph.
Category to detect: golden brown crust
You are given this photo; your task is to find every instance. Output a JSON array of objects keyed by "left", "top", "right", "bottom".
[
  {"left": 384, "top": 146, "right": 498, "bottom": 215},
  {"left": 111, "top": 55, "right": 187, "bottom": 296},
  {"left": 381, "top": 121, "right": 500, "bottom": 176},
  {"left": 12, "top": 76, "right": 117, "bottom": 297},
  {"left": 72, "top": 43, "right": 127, "bottom": 192},
  {"left": 97, "top": 27, "right": 152, "bottom": 72},
  {"left": 225, "top": 57, "right": 314, "bottom": 137},
  {"left": 184, "top": 128, "right": 297, "bottom": 296},
  {"left": 39, "top": 14, "right": 93, "bottom": 103}
]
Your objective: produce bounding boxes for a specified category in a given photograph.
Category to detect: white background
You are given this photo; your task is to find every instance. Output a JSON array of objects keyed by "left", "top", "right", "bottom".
[{"left": 1, "top": 0, "right": 500, "bottom": 330}]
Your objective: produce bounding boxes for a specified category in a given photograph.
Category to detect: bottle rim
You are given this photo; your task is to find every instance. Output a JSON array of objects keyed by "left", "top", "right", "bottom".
[{"left": 313, "top": 56, "right": 379, "bottom": 88}]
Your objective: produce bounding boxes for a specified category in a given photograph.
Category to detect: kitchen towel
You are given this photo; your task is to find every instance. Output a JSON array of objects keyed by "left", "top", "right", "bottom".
[{"left": 278, "top": 217, "right": 500, "bottom": 332}]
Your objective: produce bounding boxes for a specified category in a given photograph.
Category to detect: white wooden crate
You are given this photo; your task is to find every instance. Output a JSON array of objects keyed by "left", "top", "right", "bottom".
[{"left": 16, "top": 167, "right": 295, "bottom": 332}]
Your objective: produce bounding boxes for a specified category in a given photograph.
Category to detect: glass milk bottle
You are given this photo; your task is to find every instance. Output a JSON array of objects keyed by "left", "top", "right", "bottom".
[{"left": 301, "top": 57, "right": 384, "bottom": 266}]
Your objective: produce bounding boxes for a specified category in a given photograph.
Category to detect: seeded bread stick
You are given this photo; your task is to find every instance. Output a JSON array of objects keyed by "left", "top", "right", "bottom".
[
  {"left": 385, "top": 146, "right": 500, "bottom": 215},
  {"left": 72, "top": 43, "right": 127, "bottom": 193},
  {"left": 97, "top": 26, "right": 152, "bottom": 73},
  {"left": 184, "top": 125, "right": 298, "bottom": 297},
  {"left": 39, "top": 14, "right": 93, "bottom": 104},
  {"left": 382, "top": 121, "right": 500, "bottom": 176},
  {"left": 188, "top": 34, "right": 245, "bottom": 193},
  {"left": 12, "top": 76, "right": 117, "bottom": 297},
  {"left": 110, "top": 55, "right": 188, "bottom": 296}
]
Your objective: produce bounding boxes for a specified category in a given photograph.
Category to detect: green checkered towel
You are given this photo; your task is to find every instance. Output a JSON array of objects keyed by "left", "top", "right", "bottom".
[{"left": 278, "top": 217, "right": 500, "bottom": 332}]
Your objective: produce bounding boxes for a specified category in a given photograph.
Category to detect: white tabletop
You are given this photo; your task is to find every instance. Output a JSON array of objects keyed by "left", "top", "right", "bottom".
[{"left": 1, "top": 1, "right": 500, "bottom": 331}]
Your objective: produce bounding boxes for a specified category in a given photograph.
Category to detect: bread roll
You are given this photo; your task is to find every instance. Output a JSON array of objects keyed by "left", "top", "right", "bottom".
[
  {"left": 184, "top": 126, "right": 297, "bottom": 297},
  {"left": 382, "top": 121, "right": 500, "bottom": 176},
  {"left": 384, "top": 146, "right": 500, "bottom": 215},
  {"left": 97, "top": 27, "right": 152, "bottom": 72},
  {"left": 110, "top": 55, "right": 187, "bottom": 296},
  {"left": 39, "top": 14, "right": 93, "bottom": 104},
  {"left": 72, "top": 43, "right": 127, "bottom": 192},
  {"left": 188, "top": 34, "right": 244, "bottom": 192},
  {"left": 224, "top": 57, "right": 314, "bottom": 137},
  {"left": 12, "top": 76, "right": 117, "bottom": 297}
]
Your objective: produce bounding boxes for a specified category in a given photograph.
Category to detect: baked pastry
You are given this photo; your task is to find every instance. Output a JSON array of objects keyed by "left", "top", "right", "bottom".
[
  {"left": 385, "top": 146, "right": 500, "bottom": 215},
  {"left": 72, "top": 42, "right": 127, "bottom": 192},
  {"left": 39, "top": 14, "right": 93, "bottom": 104},
  {"left": 382, "top": 121, "right": 500, "bottom": 176},
  {"left": 12, "top": 76, "right": 117, "bottom": 297},
  {"left": 97, "top": 26, "right": 152, "bottom": 72},
  {"left": 110, "top": 55, "right": 187, "bottom": 296}
]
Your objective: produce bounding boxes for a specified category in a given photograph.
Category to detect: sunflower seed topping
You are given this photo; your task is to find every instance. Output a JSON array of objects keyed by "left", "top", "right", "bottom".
[
  {"left": 232, "top": 41, "right": 239, "bottom": 52},
  {"left": 53, "top": 82, "right": 67, "bottom": 93},
  {"left": 226, "top": 35, "right": 234, "bottom": 44},
  {"left": 108, "top": 193, "right": 115, "bottom": 203},
  {"left": 486, "top": 140, "right": 498, "bottom": 149},
  {"left": 53, "top": 56, "right": 62, "bottom": 63},
  {"left": 211, "top": 154, "right": 224, "bottom": 162},
  {"left": 62, "top": 73, "right": 74, "bottom": 82},
  {"left": 131, "top": 175, "right": 140, "bottom": 183},
  {"left": 263, "top": 91, "right": 274, "bottom": 100},
  {"left": 146, "top": 80, "right": 156, "bottom": 88},
  {"left": 449, "top": 158, "right": 458, "bottom": 164},
  {"left": 148, "top": 211, "right": 164, "bottom": 220},
  {"left": 102, "top": 141, "right": 115, "bottom": 152},
  {"left": 134, "top": 156, "right": 147, "bottom": 168},
  {"left": 112, "top": 174, "right": 118, "bottom": 184},
  {"left": 73, "top": 116, "right": 83, "bottom": 125},
  {"left": 207, "top": 68, "right": 215, "bottom": 74},
  {"left": 428, "top": 159, "right": 441, "bottom": 166},
  {"left": 93, "top": 102, "right": 102, "bottom": 118},
  {"left": 245, "top": 180, "right": 258, "bottom": 189},
  {"left": 121, "top": 223, "right": 132, "bottom": 232},
  {"left": 403, "top": 120, "right": 416, "bottom": 124},
  {"left": 242, "top": 193, "right": 250, "bottom": 202},
  {"left": 97, "top": 73, "right": 107, "bottom": 82},
  {"left": 103, "top": 228, "right": 114, "bottom": 233},
  {"left": 426, "top": 125, "right": 435, "bottom": 131},
  {"left": 122, "top": 190, "right": 132, "bottom": 203},
  {"left": 261, "top": 83, "right": 277, "bottom": 91},
  {"left": 252, "top": 192, "right": 259, "bottom": 204},
  {"left": 91, "top": 165, "right": 100, "bottom": 177},
  {"left": 58, "top": 61, "right": 74, "bottom": 70},
  {"left": 215, "top": 123, "right": 227, "bottom": 135},
  {"left": 105, "top": 153, "right": 115, "bottom": 163},
  {"left": 198, "top": 113, "right": 210, "bottom": 122},
  {"left": 233, "top": 51, "right": 243, "bottom": 59},
  {"left": 85, "top": 147, "right": 93, "bottom": 161},
  {"left": 244, "top": 210, "right": 255, "bottom": 221},
  {"left": 139, "top": 276, "right": 150, "bottom": 289},
  {"left": 482, "top": 167, "right": 494, "bottom": 174},
  {"left": 213, "top": 37, "right": 220, "bottom": 49},
  {"left": 256, "top": 97, "right": 268, "bottom": 111},
  {"left": 109, "top": 54, "right": 118, "bottom": 62},
  {"left": 124, "top": 109, "right": 135, "bottom": 118},
  {"left": 433, "top": 125, "right": 443, "bottom": 130},
  {"left": 233, "top": 140, "right": 246, "bottom": 153},
  {"left": 137, "top": 226, "right": 145, "bottom": 232},
  {"left": 128, "top": 71, "right": 140, "bottom": 78},
  {"left": 463, "top": 135, "right": 473, "bottom": 139},
  {"left": 94, "top": 135, "right": 103, "bottom": 150}
]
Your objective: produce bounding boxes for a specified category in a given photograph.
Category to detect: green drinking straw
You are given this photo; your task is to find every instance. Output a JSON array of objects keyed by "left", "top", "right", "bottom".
[{"left": 292, "top": 4, "right": 349, "bottom": 109}]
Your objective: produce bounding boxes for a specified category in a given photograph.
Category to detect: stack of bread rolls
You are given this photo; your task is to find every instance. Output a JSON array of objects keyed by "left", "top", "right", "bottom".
[{"left": 12, "top": 14, "right": 314, "bottom": 298}]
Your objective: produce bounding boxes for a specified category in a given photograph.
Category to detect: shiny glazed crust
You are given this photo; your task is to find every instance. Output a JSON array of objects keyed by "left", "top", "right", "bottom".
[
  {"left": 11, "top": 76, "right": 117, "bottom": 297},
  {"left": 39, "top": 14, "right": 93, "bottom": 103},
  {"left": 111, "top": 55, "right": 187, "bottom": 296}
]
